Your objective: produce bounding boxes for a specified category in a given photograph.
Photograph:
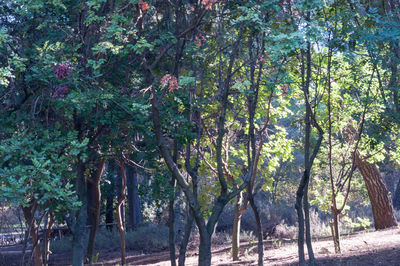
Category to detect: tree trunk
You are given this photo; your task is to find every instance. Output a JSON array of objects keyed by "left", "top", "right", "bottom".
[
  {"left": 22, "top": 203, "right": 43, "bottom": 266},
  {"left": 72, "top": 162, "right": 88, "bottom": 266},
  {"left": 330, "top": 210, "right": 340, "bottom": 253},
  {"left": 43, "top": 213, "right": 55, "bottom": 266},
  {"left": 116, "top": 161, "right": 127, "bottom": 265},
  {"left": 178, "top": 207, "right": 194, "bottom": 266},
  {"left": 303, "top": 183, "right": 315, "bottom": 264},
  {"left": 105, "top": 161, "right": 115, "bottom": 231},
  {"left": 86, "top": 161, "right": 106, "bottom": 263},
  {"left": 343, "top": 125, "right": 398, "bottom": 229},
  {"left": 126, "top": 165, "right": 142, "bottom": 231},
  {"left": 249, "top": 195, "right": 263, "bottom": 266},
  {"left": 198, "top": 233, "right": 212, "bottom": 266},
  {"left": 232, "top": 191, "right": 243, "bottom": 261},
  {"left": 168, "top": 175, "right": 177, "bottom": 266},
  {"left": 117, "top": 166, "right": 125, "bottom": 229},
  {"left": 295, "top": 183, "right": 305, "bottom": 266},
  {"left": 355, "top": 153, "right": 398, "bottom": 229}
]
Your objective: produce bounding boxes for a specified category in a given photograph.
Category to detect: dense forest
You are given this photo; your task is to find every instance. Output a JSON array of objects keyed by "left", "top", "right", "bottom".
[{"left": 0, "top": 0, "right": 400, "bottom": 265}]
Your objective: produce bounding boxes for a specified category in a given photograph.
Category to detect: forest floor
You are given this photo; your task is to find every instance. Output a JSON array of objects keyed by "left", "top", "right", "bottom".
[{"left": 1, "top": 227, "right": 400, "bottom": 265}]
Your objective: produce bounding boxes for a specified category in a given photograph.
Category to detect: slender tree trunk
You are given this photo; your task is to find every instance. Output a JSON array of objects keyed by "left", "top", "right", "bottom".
[
  {"left": 326, "top": 34, "right": 341, "bottom": 254},
  {"left": 43, "top": 213, "right": 55, "bottom": 266},
  {"left": 105, "top": 162, "right": 115, "bottom": 231},
  {"left": 116, "top": 161, "right": 127, "bottom": 265},
  {"left": 331, "top": 210, "right": 340, "bottom": 253},
  {"left": 355, "top": 154, "right": 397, "bottom": 229},
  {"left": 169, "top": 135, "right": 180, "bottom": 266},
  {"left": 127, "top": 165, "right": 135, "bottom": 231},
  {"left": 178, "top": 207, "right": 194, "bottom": 266},
  {"left": 72, "top": 162, "right": 88, "bottom": 266},
  {"left": 296, "top": 39, "right": 320, "bottom": 266},
  {"left": 126, "top": 165, "right": 142, "bottom": 231},
  {"left": 22, "top": 204, "right": 43, "bottom": 266},
  {"left": 303, "top": 183, "right": 315, "bottom": 263},
  {"left": 86, "top": 161, "right": 106, "bottom": 263},
  {"left": 117, "top": 166, "right": 125, "bottom": 229},
  {"left": 295, "top": 182, "right": 305, "bottom": 266},
  {"left": 132, "top": 172, "right": 143, "bottom": 227},
  {"left": 168, "top": 175, "right": 177, "bottom": 266},
  {"left": 249, "top": 195, "right": 263, "bottom": 266},
  {"left": 232, "top": 191, "right": 243, "bottom": 261}
]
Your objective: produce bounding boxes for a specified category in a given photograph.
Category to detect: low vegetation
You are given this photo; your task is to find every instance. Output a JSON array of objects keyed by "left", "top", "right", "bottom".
[{"left": 1, "top": 0, "right": 400, "bottom": 266}]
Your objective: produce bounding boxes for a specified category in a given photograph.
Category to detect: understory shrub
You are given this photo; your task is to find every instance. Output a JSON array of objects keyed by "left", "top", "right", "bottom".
[
  {"left": 125, "top": 223, "right": 169, "bottom": 251},
  {"left": 50, "top": 223, "right": 168, "bottom": 254}
]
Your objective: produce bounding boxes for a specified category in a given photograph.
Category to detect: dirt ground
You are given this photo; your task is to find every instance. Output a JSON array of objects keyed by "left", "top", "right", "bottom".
[{"left": 1, "top": 227, "right": 400, "bottom": 265}]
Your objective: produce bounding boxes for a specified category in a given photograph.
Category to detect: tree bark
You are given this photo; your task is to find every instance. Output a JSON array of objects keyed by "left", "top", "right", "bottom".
[
  {"left": 86, "top": 160, "right": 106, "bottom": 263},
  {"left": 295, "top": 39, "right": 322, "bottom": 266},
  {"left": 249, "top": 195, "right": 263, "bottom": 266},
  {"left": 178, "top": 207, "right": 194, "bottom": 266},
  {"left": 168, "top": 175, "right": 177, "bottom": 266},
  {"left": 72, "top": 161, "right": 88, "bottom": 266},
  {"left": 343, "top": 125, "right": 398, "bottom": 229},
  {"left": 355, "top": 153, "right": 397, "bottom": 229},
  {"left": 105, "top": 161, "right": 115, "bottom": 231},
  {"left": 303, "top": 183, "right": 315, "bottom": 261},
  {"left": 330, "top": 210, "right": 340, "bottom": 253},
  {"left": 198, "top": 232, "right": 212, "bottom": 266},
  {"left": 295, "top": 179, "right": 306, "bottom": 265},
  {"left": 43, "top": 213, "right": 55, "bottom": 266},
  {"left": 116, "top": 165, "right": 125, "bottom": 229},
  {"left": 22, "top": 203, "right": 43, "bottom": 266},
  {"left": 116, "top": 161, "right": 127, "bottom": 265},
  {"left": 169, "top": 136, "right": 179, "bottom": 266},
  {"left": 126, "top": 164, "right": 142, "bottom": 231},
  {"left": 232, "top": 191, "right": 243, "bottom": 261}
]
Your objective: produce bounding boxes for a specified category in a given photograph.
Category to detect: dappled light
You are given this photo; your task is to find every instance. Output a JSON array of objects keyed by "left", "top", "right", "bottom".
[{"left": 1, "top": 0, "right": 400, "bottom": 265}]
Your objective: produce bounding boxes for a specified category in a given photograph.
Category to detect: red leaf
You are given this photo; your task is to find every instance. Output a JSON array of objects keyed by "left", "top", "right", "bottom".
[
  {"left": 139, "top": 0, "right": 149, "bottom": 12},
  {"left": 161, "top": 74, "right": 179, "bottom": 92}
]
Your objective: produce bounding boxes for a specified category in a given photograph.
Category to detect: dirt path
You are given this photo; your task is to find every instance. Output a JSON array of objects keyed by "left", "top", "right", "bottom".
[
  {"left": 144, "top": 227, "right": 400, "bottom": 265},
  {"left": 1, "top": 227, "right": 400, "bottom": 265}
]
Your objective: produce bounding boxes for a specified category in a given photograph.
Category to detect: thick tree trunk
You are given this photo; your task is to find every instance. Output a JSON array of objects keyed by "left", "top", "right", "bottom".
[
  {"left": 355, "top": 154, "right": 398, "bottom": 229},
  {"left": 86, "top": 161, "right": 106, "bottom": 263},
  {"left": 72, "top": 162, "right": 88, "bottom": 266},
  {"left": 198, "top": 233, "right": 212, "bottom": 266},
  {"left": 22, "top": 203, "right": 43, "bottom": 266},
  {"left": 343, "top": 125, "right": 397, "bottom": 229},
  {"left": 232, "top": 191, "right": 243, "bottom": 261},
  {"left": 126, "top": 165, "right": 142, "bottom": 231}
]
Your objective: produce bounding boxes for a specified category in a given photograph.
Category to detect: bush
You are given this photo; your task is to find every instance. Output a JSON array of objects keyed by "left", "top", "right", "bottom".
[
  {"left": 125, "top": 223, "right": 169, "bottom": 251},
  {"left": 94, "top": 229, "right": 120, "bottom": 250},
  {"left": 212, "top": 231, "right": 231, "bottom": 245},
  {"left": 50, "top": 236, "right": 73, "bottom": 253},
  {"left": 50, "top": 223, "right": 169, "bottom": 254}
]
